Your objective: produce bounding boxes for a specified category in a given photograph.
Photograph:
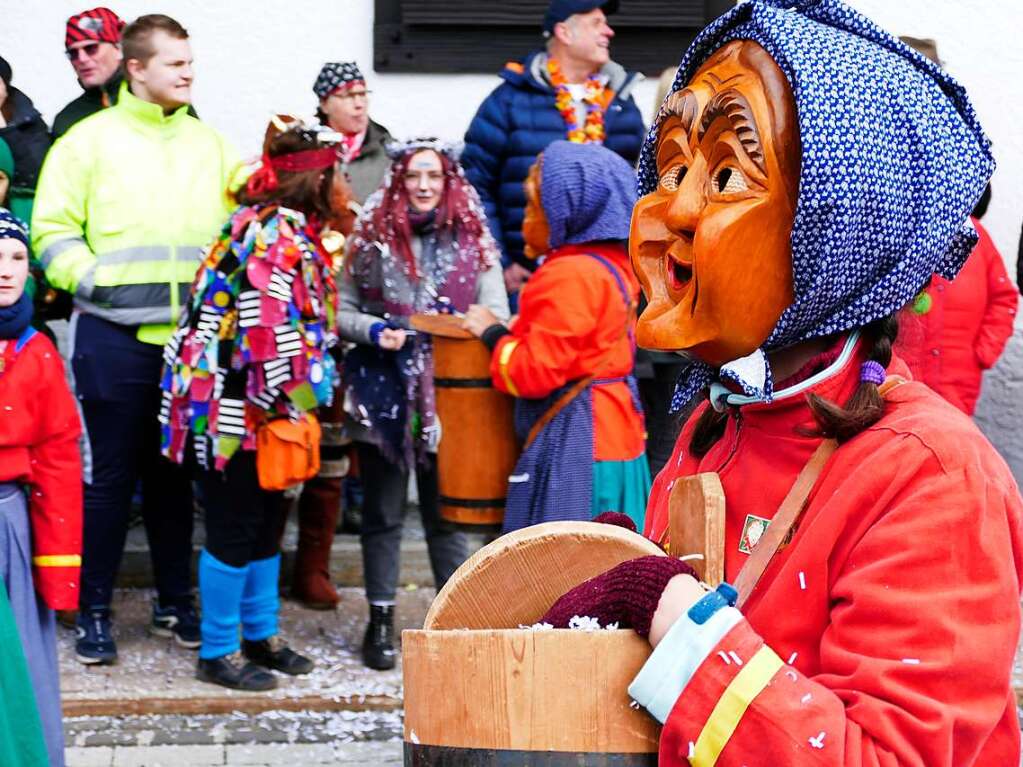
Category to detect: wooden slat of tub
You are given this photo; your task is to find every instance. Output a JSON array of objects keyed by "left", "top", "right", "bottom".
[{"left": 402, "top": 629, "right": 660, "bottom": 754}]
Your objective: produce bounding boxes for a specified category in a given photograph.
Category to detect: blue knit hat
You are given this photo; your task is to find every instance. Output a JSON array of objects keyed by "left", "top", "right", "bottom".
[
  {"left": 540, "top": 141, "right": 637, "bottom": 249},
  {"left": 0, "top": 208, "right": 28, "bottom": 249},
  {"left": 639, "top": 0, "right": 995, "bottom": 410}
]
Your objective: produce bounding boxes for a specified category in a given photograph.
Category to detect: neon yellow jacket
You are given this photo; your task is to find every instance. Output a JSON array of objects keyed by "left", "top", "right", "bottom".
[{"left": 32, "top": 84, "right": 238, "bottom": 345}]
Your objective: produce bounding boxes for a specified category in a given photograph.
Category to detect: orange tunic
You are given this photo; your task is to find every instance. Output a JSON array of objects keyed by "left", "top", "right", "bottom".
[{"left": 490, "top": 242, "right": 645, "bottom": 461}]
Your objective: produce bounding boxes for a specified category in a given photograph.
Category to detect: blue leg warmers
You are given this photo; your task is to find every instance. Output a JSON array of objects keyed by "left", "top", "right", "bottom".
[
  {"left": 198, "top": 549, "right": 247, "bottom": 660},
  {"left": 241, "top": 554, "right": 280, "bottom": 642}
]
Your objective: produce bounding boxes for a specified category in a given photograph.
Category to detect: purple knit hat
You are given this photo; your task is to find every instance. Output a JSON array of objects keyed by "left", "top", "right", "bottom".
[{"left": 539, "top": 140, "right": 637, "bottom": 248}]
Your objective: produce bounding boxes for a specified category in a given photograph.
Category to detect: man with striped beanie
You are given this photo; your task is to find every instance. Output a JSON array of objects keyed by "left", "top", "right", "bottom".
[{"left": 52, "top": 7, "right": 125, "bottom": 139}]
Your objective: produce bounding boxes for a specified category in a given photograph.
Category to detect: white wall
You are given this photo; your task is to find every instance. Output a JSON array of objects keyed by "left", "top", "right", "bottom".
[{"left": 5, "top": 0, "right": 1023, "bottom": 474}]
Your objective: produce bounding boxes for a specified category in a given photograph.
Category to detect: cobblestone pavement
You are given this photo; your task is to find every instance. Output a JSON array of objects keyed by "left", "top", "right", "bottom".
[
  {"left": 59, "top": 587, "right": 432, "bottom": 713},
  {"left": 60, "top": 587, "right": 428, "bottom": 765},
  {"left": 66, "top": 740, "right": 402, "bottom": 766}
]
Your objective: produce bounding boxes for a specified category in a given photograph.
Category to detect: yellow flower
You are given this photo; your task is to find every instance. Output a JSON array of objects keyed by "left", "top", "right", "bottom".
[{"left": 568, "top": 129, "right": 587, "bottom": 143}]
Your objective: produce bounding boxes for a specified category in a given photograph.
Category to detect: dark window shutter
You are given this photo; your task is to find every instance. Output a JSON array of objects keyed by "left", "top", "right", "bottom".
[{"left": 374, "top": 0, "right": 735, "bottom": 75}]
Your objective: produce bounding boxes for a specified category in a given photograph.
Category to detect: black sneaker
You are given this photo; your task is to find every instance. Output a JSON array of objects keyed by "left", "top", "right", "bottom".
[
  {"left": 362, "top": 604, "right": 396, "bottom": 670},
  {"left": 75, "top": 607, "right": 117, "bottom": 665},
  {"left": 243, "top": 635, "right": 314, "bottom": 676},
  {"left": 151, "top": 598, "right": 201, "bottom": 649},
  {"left": 197, "top": 651, "right": 277, "bottom": 691}
]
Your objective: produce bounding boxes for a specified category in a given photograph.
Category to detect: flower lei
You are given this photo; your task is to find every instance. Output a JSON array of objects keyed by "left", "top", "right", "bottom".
[{"left": 547, "top": 58, "right": 608, "bottom": 144}]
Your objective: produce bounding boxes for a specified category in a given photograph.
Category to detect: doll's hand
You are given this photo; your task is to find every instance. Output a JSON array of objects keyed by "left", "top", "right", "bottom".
[
  {"left": 648, "top": 573, "right": 708, "bottom": 648},
  {"left": 539, "top": 556, "right": 699, "bottom": 639}
]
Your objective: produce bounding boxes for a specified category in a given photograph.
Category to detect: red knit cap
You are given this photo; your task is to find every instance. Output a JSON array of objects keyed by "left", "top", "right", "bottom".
[{"left": 65, "top": 7, "right": 125, "bottom": 49}]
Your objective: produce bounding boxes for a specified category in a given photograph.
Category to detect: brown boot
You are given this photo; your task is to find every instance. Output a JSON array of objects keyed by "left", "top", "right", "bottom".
[{"left": 293, "top": 475, "right": 341, "bottom": 609}]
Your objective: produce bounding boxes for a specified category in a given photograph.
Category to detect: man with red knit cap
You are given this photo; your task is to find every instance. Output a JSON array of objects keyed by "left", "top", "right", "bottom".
[{"left": 52, "top": 7, "right": 126, "bottom": 139}]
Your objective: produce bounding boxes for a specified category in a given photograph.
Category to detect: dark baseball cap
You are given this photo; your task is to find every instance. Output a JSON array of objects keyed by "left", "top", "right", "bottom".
[{"left": 543, "top": 0, "right": 619, "bottom": 35}]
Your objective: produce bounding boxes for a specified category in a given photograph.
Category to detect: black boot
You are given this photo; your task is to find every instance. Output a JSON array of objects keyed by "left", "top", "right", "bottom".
[
  {"left": 362, "top": 604, "right": 396, "bottom": 670},
  {"left": 197, "top": 650, "right": 277, "bottom": 691},
  {"left": 243, "top": 635, "right": 314, "bottom": 676}
]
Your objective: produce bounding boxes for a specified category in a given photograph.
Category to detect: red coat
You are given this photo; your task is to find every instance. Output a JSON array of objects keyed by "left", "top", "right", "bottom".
[
  {"left": 896, "top": 218, "right": 1017, "bottom": 414},
  {"left": 0, "top": 330, "right": 82, "bottom": 610},
  {"left": 490, "top": 242, "right": 645, "bottom": 461},
  {"left": 644, "top": 345, "right": 1022, "bottom": 766}
]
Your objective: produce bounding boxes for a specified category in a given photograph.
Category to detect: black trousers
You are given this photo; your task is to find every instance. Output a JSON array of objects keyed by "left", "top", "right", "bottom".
[
  {"left": 72, "top": 313, "right": 193, "bottom": 609},
  {"left": 196, "top": 451, "right": 287, "bottom": 569},
  {"left": 356, "top": 443, "right": 466, "bottom": 603}
]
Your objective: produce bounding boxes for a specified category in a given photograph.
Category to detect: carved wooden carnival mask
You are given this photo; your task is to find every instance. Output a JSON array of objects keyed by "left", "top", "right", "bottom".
[{"left": 631, "top": 40, "right": 801, "bottom": 366}]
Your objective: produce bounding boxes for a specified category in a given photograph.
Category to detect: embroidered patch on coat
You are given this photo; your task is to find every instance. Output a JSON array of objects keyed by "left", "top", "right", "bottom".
[{"left": 738, "top": 513, "right": 771, "bottom": 555}]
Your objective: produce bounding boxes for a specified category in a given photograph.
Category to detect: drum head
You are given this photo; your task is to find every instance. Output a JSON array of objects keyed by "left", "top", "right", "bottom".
[{"left": 424, "top": 521, "right": 665, "bottom": 630}]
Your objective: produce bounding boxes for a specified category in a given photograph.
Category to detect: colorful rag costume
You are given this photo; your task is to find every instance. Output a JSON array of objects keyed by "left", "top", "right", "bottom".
[
  {"left": 896, "top": 217, "right": 1018, "bottom": 415},
  {"left": 0, "top": 211, "right": 81, "bottom": 766},
  {"left": 160, "top": 205, "right": 339, "bottom": 469},
  {"left": 616, "top": 2, "right": 1022, "bottom": 765},
  {"left": 161, "top": 201, "right": 337, "bottom": 667},
  {"left": 491, "top": 141, "right": 649, "bottom": 531}
]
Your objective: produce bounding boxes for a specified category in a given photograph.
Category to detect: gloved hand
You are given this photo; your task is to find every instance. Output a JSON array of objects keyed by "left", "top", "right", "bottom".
[{"left": 539, "top": 555, "right": 699, "bottom": 638}]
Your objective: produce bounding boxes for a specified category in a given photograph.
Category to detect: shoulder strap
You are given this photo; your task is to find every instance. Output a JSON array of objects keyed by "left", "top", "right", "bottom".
[
  {"left": 732, "top": 375, "right": 906, "bottom": 607},
  {"left": 584, "top": 252, "right": 636, "bottom": 345}
]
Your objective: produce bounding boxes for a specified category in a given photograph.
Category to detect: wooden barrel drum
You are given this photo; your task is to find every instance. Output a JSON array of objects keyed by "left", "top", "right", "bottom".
[
  {"left": 412, "top": 314, "right": 518, "bottom": 526},
  {"left": 403, "top": 522, "right": 665, "bottom": 765}
]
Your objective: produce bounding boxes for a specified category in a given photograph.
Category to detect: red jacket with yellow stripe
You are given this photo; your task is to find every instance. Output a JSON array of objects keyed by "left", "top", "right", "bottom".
[
  {"left": 489, "top": 242, "right": 645, "bottom": 462},
  {"left": 638, "top": 344, "right": 1022, "bottom": 766},
  {"left": 0, "top": 330, "right": 82, "bottom": 610}
]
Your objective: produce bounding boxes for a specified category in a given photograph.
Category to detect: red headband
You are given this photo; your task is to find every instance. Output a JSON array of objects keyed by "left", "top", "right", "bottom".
[{"left": 246, "top": 147, "right": 339, "bottom": 196}]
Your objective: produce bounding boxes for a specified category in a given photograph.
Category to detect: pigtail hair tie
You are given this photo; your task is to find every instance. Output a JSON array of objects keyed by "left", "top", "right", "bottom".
[{"left": 860, "top": 360, "right": 886, "bottom": 386}]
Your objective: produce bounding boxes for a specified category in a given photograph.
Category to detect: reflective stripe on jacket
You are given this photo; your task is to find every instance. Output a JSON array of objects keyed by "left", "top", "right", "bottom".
[{"left": 32, "top": 83, "right": 238, "bottom": 345}]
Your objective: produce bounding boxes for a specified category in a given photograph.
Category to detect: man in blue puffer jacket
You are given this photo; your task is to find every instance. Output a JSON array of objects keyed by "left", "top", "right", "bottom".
[{"left": 462, "top": 0, "right": 645, "bottom": 297}]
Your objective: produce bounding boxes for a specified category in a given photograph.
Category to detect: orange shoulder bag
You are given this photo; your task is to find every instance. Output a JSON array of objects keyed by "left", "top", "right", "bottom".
[{"left": 256, "top": 413, "right": 322, "bottom": 491}]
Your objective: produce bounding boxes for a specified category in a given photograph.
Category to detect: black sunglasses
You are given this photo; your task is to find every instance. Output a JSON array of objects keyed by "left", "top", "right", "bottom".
[{"left": 66, "top": 42, "right": 104, "bottom": 61}]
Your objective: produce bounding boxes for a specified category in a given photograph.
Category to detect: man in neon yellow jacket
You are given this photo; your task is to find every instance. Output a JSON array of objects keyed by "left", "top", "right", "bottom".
[{"left": 32, "top": 14, "right": 238, "bottom": 665}]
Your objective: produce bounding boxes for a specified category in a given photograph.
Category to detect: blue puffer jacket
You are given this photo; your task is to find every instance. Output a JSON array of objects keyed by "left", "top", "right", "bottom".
[{"left": 462, "top": 51, "right": 645, "bottom": 270}]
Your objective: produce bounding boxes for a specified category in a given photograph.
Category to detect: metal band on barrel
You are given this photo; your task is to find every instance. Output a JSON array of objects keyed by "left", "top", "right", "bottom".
[{"left": 403, "top": 743, "right": 657, "bottom": 765}]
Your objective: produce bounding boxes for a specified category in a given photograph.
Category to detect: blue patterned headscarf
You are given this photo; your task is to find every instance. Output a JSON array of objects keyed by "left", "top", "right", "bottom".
[
  {"left": 638, "top": 0, "right": 994, "bottom": 411},
  {"left": 541, "top": 140, "right": 637, "bottom": 248}
]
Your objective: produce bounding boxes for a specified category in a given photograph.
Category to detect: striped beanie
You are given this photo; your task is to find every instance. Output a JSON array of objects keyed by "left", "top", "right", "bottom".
[{"left": 66, "top": 7, "right": 125, "bottom": 49}]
